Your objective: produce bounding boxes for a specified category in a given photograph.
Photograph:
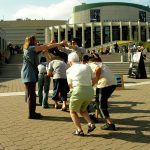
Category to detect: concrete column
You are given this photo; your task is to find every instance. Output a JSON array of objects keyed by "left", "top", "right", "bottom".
[
  {"left": 65, "top": 24, "right": 68, "bottom": 41},
  {"left": 110, "top": 22, "right": 113, "bottom": 42},
  {"left": 51, "top": 26, "right": 54, "bottom": 41},
  {"left": 91, "top": 22, "right": 94, "bottom": 48},
  {"left": 100, "top": 22, "right": 103, "bottom": 45},
  {"left": 45, "top": 27, "right": 50, "bottom": 43},
  {"left": 58, "top": 25, "right": 61, "bottom": 43},
  {"left": 120, "top": 21, "right": 122, "bottom": 41},
  {"left": 138, "top": 21, "right": 141, "bottom": 41},
  {"left": 73, "top": 24, "right": 76, "bottom": 38},
  {"left": 129, "top": 21, "right": 132, "bottom": 40},
  {"left": 146, "top": 22, "right": 149, "bottom": 41},
  {"left": 82, "top": 23, "right": 85, "bottom": 47}
]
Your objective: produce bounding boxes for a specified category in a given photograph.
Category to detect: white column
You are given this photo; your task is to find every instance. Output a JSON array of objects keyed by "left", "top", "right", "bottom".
[
  {"left": 73, "top": 24, "right": 76, "bottom": 38},
  {"left": 82, "top": 23, "right": 85, "bottom": 47},
  {"left": 100, "top": 22, "right": 103, "bottom": 45},
  {"left": 91, "top": 22, "right": 94, "bottom": 48},
  {"left": 51, "top": 26, "right": 54, "bottom": 41},
  {"left": 146, "top": 22, "right": 149, "bottom": 41},
  {"left": 65, "top": 24, "right": 68, "bottom": 41},
  {"left": 129, "top": 21, "right": 132, "bottom": 40},
  {"left": 45, "top": 27, "right": 50, "bottom": 43},
  {"left": 110, "top": 22, "right": 113, "bottom": 42},
  {"left": 58, "top": 25, "right": 61, "bottom": 43},
  {"left": 120, "top": 21, "right": 122, "bottom": 41},
  {"left": 138, "top": 21, "right": 141, "bottom": 41}
]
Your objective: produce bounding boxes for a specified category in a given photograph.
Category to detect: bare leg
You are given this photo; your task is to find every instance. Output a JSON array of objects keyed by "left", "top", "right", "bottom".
[
  {"left": 95, "top": 109, "right": 99, "bottom": 119},
  {"left": 106, "top": 117, "right": 113, "bottom": 124},
  {"left": 70, "top": 111, "right": 82, "bottom": 131},
  {"left": 80, "top": 110, "right": 96, "bottom": 133},
  {"left": 80, "top": 110, "right": 92, "bottom": 124},
  {"left": 62, "top": 101, "right": 67, "bottom": 109},
  {"left": 54, "top": 100, "right": 60, "bottom": 108}
]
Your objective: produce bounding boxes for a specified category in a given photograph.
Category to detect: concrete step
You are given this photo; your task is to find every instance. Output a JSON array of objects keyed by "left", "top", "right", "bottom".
[
  {"left": 104, "top": 62, "right": 129, "bottom": 74},
  {"left": 0, "top": 64, "right": 22, "bottom": 78},
  {"left": 104, "top": 62, "right": 150, "bottom": 75}
]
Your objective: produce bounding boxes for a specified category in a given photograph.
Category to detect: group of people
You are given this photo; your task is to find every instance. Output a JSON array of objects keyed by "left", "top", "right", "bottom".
[
  {"left": 21, "top": 36, "right": 117, "bottom": 136},
  {"left": 128, "top": 42, "right": 146, "bottom": 62}
]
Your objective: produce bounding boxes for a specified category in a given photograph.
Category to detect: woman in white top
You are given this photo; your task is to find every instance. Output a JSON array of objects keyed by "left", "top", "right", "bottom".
[
  {"left": 83, "top": 54, "right": 117, "bottom": 131},
  {"left": 66, "top": 52, "right": 96, "bottom": 136}
]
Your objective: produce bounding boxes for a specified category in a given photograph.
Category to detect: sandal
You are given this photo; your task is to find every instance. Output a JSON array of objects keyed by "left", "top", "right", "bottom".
[
  {"left": 73, "top": 130, "right": 84, "bottom": 136},
  {"left": 87, "top": 124, "right": 96, "bottom": 133}
]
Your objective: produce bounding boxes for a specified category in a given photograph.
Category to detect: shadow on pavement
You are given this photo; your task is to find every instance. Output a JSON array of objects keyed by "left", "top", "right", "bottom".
[{"left": 42, "top": 115, "right": 72, "bottom": 122}]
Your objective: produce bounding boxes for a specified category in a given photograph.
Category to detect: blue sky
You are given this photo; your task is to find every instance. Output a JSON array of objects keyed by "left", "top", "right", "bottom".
[{"left": 0, "top": 0, "right": 150, "bottom": 20}]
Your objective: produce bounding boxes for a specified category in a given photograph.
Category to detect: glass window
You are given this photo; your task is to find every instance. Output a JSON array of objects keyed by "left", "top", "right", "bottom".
[
  {"left": 90, "top": 9, "right": 100, "bottom": 22},
  {"left": 139, "top": 11, "right": 146, "bottom": 22}
]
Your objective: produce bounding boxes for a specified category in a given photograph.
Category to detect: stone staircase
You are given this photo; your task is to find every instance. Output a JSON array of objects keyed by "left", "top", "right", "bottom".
[
  {"left": 100, "top": 53, "right": 126, "bottom": 62},
  {"left": 104, "top": 62, "right": 130, "bottom": 74},
  {"left": 0, "top": 54, "right": 23, "bottom": 79},
  {"left": 0, "top": 53, "right": 149, "bottom": 79}
]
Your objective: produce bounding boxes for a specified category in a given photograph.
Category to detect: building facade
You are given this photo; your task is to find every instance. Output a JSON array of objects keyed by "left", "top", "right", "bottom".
[
  {"left": 0, "top": 19, "right": 66, "bottom": 47},
  {"left": 46, "top": 2, "right": 150, "bottom": 48},
  {"left": 0, "top": 28, "right": 7, "bottom": 52}
]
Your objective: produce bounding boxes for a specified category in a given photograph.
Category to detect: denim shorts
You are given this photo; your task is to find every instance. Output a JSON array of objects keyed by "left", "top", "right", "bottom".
[{"left": 52, "top": 78, "right": 69, "bottom": 101}]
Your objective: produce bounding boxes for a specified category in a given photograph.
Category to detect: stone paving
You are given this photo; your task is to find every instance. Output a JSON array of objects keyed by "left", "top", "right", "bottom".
[
  {"left": 0, "top": 76, "right": 150, "bottom": 150},
  {"left": 0, "top": 54, "right": 150, "bottom": 150}
]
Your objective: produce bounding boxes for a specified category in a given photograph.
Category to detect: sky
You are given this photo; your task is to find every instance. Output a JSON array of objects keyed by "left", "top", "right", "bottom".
[{"left": 0, "top": 0, "right": 150, "bottom": 21}]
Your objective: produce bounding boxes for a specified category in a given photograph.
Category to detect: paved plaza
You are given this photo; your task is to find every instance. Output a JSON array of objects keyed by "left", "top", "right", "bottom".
[{"left": 0, "top": 55, "right": 150, "bottom": 150}]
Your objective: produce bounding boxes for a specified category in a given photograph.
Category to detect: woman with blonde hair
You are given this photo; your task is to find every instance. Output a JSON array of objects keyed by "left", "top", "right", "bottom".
[{"left": 21, "top": 35, "right": 58, "bottom": 119}]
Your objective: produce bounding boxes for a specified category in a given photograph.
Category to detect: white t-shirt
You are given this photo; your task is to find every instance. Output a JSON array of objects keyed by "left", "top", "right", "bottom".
[
  {"left": 38, "top": 62, "right": 48, "bottom": 74},
  {"left": 88, "top": 62, "right": 117, "bottom": 88},
  {"left": 48, "top": 60, "right": 67, "bottom": 79},
  {"left": 66, "top": 63, "right": 93, "bottom": 88}
]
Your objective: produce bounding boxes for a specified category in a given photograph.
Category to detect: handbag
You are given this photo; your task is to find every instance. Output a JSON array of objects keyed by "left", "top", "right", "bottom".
[{"left": 23, "top": 55, "right": 39, "bottom": 81}]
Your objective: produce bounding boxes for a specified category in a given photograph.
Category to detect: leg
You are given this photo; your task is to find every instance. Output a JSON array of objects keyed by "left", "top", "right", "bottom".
[
  {"left": 80, "top": 110, "right": 92, "bottom": 124},
  {"left": 52, "top": 79, "right": 60, "bottom": 108},
  {"left": 59, "top": 79, "right": 69, "bottom": 110},
  {"left": 43, "top": 76, "right": 50, "bottom": 108},
  {"left": 70, "top": 110, "right": 82, "bottom": 132},
  {"left": 38, "top": 75, "right": 44, "bottom": 105},
  {"left": 80, "top": 110, "right": 96, "bottom": 133},
  {"left": 98, "top": 86, "right": 116, "bottom": 130},
  {"left": 24, "top": 85, "right": 28, "bottom": 103},
  {"left": 25, "top": 82, "right": 37, "bottom": 117}
]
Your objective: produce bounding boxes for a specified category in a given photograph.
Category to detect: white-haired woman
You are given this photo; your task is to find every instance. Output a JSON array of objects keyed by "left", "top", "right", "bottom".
[{"left": 66, "top": 52, "right": 96, "bottom": 136}]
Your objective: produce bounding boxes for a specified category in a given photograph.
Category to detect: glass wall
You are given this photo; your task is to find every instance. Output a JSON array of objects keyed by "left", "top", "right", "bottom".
[
  {"left": 85, "top": 27, "right": 91, "bottom": 48},
  {"left": 132, "top": 26, "right": 138, "bottom": 41},
  {"left": 122, "top": 26, "right": 129, "bottom": 40},
  {"left": 103, "top": 26, "right": 110, "bottom": 43},
  {"left": 68, "top": 28, "right": 73, "bottom": 42},
  {"left": 141, "top": 26, "right": 146, "bottom": 41},
  {"left": 94, "top": 27, "right": 101, "bottom": 46},
  {"left": 112, "top": 26, "right": 120, "bottom": 41},
  {"left": 76, "top": 28, "right": 82, "bottom": 47},
  {"left": 61, "top": 30, "right": 65, "bottom": 41}
]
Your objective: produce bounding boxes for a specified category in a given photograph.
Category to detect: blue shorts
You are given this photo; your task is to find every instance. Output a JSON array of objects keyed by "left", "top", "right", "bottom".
[{"left": 52, "top": 79, "right": 69, "bottom": 101}]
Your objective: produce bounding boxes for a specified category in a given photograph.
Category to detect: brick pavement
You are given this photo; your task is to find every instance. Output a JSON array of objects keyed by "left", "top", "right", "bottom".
[{"left": 0, "top": 76, "right": 150, "bottom": 150}]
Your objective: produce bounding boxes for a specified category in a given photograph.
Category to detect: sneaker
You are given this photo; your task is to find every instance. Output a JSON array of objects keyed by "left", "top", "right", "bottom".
[{"left": 101, "top": 123, "right": 116, "bottom": 131}]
